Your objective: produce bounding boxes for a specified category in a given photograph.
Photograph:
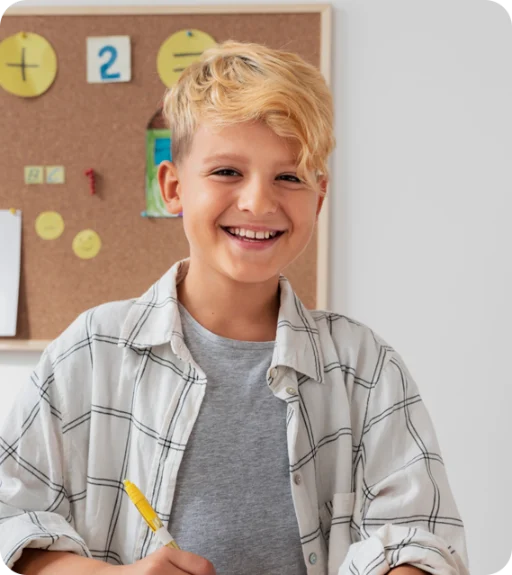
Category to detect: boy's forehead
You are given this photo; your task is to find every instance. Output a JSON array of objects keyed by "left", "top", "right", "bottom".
[{"left": 193, "top": 123, "right": 300, "bottom": 164}]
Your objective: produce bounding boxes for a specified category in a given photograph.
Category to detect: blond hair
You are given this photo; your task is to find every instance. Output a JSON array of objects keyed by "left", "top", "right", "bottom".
[{"left": 162, "top": 40, "right": 335, "bottom": 191}]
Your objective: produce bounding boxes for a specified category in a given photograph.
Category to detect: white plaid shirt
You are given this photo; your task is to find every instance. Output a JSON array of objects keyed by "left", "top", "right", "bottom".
[{"left": 0, "top": 258, "right": 469, "bottom": 574}]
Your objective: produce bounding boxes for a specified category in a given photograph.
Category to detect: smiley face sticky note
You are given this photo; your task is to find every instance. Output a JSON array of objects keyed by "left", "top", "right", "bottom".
[
  {"left": 157, "top": 29, "right": 216, "bottom": 88},
  {"left": 0, "top": 32, "right": 58, "bottom": 98},
  {"left": 35, "top": 211, "right": 64, "bottom": 240},
  {"left": 72, "top": 229, "right": 102, "bottom": 260}
]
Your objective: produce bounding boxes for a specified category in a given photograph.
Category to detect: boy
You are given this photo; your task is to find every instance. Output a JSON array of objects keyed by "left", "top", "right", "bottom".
[{"left": 1, "top": 41, "right": 469, "bottom": 575}]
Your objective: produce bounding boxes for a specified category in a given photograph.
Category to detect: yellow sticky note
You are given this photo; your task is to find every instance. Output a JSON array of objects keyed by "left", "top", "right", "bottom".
[
  {"left": 25, "top": 166, "right": 44, "bottom": 184},
  {"left": 46, "top": 166, "right": 65, "bottom": 184},
  {"left": 72, "top": 229, "right": 102, "bottom": 260},
  {"left": 157, "top": 29, "right": 216, "bottom": 88},
  {"left": 0, "top": 32, "right": 58, "bottom": 98},
  {"left": 35, "top": 211, "right": 64, "bottom": 240}
]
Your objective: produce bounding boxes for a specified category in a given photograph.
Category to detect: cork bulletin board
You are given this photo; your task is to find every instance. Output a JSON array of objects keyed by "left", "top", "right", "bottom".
[{"left": 0, "top": 4, "right": 332, "bottom": 350}]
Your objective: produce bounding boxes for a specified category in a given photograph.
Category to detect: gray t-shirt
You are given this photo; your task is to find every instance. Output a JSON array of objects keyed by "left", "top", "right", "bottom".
[{"left": 167, "top": 302, "right": 307, "bottom": 575}]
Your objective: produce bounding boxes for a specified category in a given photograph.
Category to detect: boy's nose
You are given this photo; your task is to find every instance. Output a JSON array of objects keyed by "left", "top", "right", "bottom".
[{"left": 237, "top": 179, "right": 278, "bottom": 215}]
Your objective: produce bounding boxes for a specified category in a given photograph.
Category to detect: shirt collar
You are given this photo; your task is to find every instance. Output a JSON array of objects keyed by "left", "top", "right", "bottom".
[{"left": 118, "top": 257, "right": 324, "bottom": 383}]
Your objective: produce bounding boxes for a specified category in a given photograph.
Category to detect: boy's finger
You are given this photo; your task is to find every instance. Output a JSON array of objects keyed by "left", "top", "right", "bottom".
[{"left": 157, "top": 546, "right": 216, "bottom": 575}]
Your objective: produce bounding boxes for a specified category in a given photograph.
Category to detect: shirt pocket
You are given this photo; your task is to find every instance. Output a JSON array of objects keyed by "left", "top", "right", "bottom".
[{"left": 319, "top": 492, "right": 355, "bottom": 575}]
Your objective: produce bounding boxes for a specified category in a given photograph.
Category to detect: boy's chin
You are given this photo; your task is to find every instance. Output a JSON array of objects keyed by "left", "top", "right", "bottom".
[{"left": 219, "top": 259, "right": 282, "bottom": 285}]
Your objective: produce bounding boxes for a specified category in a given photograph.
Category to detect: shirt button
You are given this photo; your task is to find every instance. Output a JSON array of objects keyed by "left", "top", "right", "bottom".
[
  {"left": 308, "top": 552, "right": 317, "bottom": 565},
  {"left": 293, "top": 473, "right": 301, "bottom": 485},
  {"left": 270, "top": 367, "right": 278, "bottom": 378},
  {"left": 286, "top": 386, "right": 297, "bottom": 396}
]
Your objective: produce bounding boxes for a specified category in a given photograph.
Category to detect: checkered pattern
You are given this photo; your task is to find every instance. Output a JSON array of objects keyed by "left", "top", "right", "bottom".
[{"left": 0, "top": 258, "right": 469, "bottom": 574}]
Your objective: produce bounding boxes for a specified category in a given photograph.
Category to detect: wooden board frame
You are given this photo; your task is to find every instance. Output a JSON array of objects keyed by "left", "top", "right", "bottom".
[{"left": 0, "top": 3, "right": 332, "bottom": 352}]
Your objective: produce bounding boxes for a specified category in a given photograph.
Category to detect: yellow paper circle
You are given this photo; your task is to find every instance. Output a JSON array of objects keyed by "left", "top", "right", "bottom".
[
  {"left": 35, "top": 211, "right": 64, "bottom": 240},
  {"left": 157, "top": 29, "right": 217, "bottom": 88},
  {"left": 0, "top": 32, "right": 58, "bottom": 97},
  {"left": 72, "top": 229, "right": 102, "bottom": 260}
]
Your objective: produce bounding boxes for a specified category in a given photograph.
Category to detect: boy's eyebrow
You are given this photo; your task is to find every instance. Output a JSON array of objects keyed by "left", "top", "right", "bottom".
[{"left": 202, "top": 153, "right": 297, "bottom": 167}]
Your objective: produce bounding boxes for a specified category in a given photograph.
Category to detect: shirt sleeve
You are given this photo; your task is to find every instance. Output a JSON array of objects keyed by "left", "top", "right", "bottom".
[
  {"left": 0, "top": 347, "right": 92, "bottom": 569},
  {"left": 339, "top": 350, "right": 470, "bottom": 575}
]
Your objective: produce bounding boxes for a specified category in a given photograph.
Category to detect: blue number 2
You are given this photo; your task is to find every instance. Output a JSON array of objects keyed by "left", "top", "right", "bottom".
[{"left": 99, "top": 45, "right": 120, "bottom": 80}]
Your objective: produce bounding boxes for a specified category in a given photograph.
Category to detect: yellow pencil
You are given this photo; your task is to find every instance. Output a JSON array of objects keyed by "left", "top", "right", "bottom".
[{"left": 123, "top": 479, "right": 180, "bottom": 550}]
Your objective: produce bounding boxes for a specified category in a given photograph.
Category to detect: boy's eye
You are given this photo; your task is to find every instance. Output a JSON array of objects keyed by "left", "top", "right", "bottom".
[
  {"left": 212, "top": 169, "right": 240, "bottom": 177},
  {"left": 278, "top": 174, "right": 302, "bottom": 183}
]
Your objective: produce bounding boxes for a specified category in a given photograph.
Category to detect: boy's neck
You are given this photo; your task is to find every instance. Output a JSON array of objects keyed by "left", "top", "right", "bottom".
[{"left": 177, "top": 260, "right": 280, "bottom": 342}]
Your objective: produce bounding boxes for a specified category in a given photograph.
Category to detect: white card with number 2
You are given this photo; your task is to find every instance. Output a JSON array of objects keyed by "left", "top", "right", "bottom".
[{"left": 87, "top": 36, "right": 131, "bottom": 83}]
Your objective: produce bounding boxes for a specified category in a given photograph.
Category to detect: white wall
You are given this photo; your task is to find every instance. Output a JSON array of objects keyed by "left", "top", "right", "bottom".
[{"left": 1, "top": 1, "right": 511, "bottom": 574}]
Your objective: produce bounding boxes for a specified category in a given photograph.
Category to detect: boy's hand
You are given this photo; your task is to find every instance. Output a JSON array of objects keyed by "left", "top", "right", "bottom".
[{"left": 96, "top": 547, "right": 216, "bottom": 575}]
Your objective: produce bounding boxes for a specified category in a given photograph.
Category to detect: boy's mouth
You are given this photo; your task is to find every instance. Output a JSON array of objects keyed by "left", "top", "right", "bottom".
[
  {"left": 220, "top": 226, "right": 285, "bottom": 248},
  {"left": 221, "top": 226, "right": 285, "bottom": 240}
]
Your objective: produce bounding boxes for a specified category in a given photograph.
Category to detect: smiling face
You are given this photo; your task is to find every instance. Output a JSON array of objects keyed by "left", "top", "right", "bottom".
[
  {"left": 72, "top": 229, "right": 101, "bottom": 260},
  {"left": 159, "top": 120, "right": 326, "bottom": 285}
]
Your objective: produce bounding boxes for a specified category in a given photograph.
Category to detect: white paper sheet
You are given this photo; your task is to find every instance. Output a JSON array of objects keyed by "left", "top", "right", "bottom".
[{"left": 0, "top": 210, "right": 22, "bottom": 336}]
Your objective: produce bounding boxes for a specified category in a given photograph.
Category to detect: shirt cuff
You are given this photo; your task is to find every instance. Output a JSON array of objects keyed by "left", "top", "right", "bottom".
[
  {"left": 337, "top": 524, "right": 469, "bottom": 575},
  {"left": 0, "top": 511, "right": 92, "bottom": 570}
]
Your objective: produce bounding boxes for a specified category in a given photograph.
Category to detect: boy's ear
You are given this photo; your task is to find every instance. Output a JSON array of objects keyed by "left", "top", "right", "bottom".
[
  {"left": 158, "top": 161, "right": 183, "bottom": 215},
  {"left": 316, "top": 176, "right": 328, "bottom": 219}
]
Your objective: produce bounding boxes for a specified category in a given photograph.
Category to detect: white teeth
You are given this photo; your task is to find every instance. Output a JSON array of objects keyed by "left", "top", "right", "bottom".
[{"left": 226, "top": 227, "right": 280, "bottom": 240}]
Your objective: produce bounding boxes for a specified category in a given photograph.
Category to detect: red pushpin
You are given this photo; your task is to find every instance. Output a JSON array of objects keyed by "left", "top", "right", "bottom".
[{"left": 84, "top": 168, "right": 96, "bottom": 195}]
